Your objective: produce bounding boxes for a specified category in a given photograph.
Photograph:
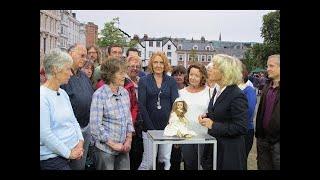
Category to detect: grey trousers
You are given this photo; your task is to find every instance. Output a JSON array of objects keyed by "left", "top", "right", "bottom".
[
  {"left": 257, "top": 138, "right": 280, "bottom": 170},
  {"left": 95, "top": 147, "right": 130, "bottom": 170},
  {"left": 70, "top": 125, "right": 91, "bottom": 170}
]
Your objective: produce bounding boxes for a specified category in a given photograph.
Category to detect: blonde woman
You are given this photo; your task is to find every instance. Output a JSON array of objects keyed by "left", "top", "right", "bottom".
[{"left": 198, "top": 54, "right": 248, "bottom": 170}]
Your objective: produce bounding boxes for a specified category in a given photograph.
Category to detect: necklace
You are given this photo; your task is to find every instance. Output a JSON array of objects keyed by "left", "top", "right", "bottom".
[{"left": 157, "top": 90, "right": 162, "bottom": 109}]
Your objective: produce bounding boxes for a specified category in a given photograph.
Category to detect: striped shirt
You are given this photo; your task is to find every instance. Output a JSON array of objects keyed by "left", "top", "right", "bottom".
[{"left": 90, "top": 84, "right": 135, "bottom": 155}]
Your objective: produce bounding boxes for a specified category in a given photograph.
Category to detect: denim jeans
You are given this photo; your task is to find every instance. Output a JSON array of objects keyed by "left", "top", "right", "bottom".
[
  {"left": 138, "top": 131, "right": 172, "bottom": 170},
  {"left": 95, "top": 147, "right": 130, "bottom": 170}
]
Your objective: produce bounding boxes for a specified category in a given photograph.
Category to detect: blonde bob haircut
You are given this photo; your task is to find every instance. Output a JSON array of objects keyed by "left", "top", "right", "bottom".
[
  {"left": 127, "top": 55, "right": 142, "bottom": 67},
  {"left": 147, "top": 51, "right": 171, "bottom": 74},
  {"left": 211, "top": 54, "right": 243, "bottom": 87}
]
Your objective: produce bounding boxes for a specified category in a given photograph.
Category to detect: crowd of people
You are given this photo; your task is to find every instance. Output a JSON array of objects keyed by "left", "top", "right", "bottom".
[{"left": 40, "top": 43, "right": 280, "bottom": 170}]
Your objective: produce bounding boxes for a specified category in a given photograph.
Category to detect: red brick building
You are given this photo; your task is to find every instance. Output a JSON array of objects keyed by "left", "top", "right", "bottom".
[{"left": 85, "top": 22, "right": 98, "bottom": 47}]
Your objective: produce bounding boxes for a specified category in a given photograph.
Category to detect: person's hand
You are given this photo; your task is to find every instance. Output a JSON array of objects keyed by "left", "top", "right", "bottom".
[
  {"left": 200, "top": 113, "right": 207, "bottom": 119},
  {"left": 75, "top": 140, "right": 84, "bottom": 152},
  {"left": 198, "top": 116, "right": 214, "bottom": 129},
  {"left": 107, "top": 140, "right": 124, "bottom": 152},
  {"left": 69, "top": 146, "right": 83, "bottom": 160},
  {"left": 122, "top": 138, "right": 132, "bottom": 153}
]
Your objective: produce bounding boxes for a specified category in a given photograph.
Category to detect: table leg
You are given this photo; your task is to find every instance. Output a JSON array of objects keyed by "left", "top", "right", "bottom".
[
  {"left": 213, "top": 141, "right": 217, "bottom": 170},
  {"left": 153, "top": 143, "right": 157, "bottom": 170},
  {"left": 198, "top": 144, "right": 201, "bottom": 170}
]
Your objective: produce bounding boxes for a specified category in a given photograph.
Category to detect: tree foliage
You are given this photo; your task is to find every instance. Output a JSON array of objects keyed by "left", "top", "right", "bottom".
[
  {"left": 98, "top": 17, "right": 127, "bottom": 47},
  {"left": 243, "top": 10, "right": 280, "bottom": 72}
]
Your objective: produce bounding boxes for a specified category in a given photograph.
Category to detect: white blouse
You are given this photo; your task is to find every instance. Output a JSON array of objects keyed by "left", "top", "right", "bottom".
[{"left": 179, "top": 86, "right": 211, "bottom": 135}]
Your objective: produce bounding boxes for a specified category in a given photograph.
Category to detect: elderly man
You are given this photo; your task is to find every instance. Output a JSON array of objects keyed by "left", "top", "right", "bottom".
[
  {"left": 60, "top": 44, "right": 94, "bottom": 170},
  {"left": 255, "top": 54, "right": 280, "bottom": 170}
]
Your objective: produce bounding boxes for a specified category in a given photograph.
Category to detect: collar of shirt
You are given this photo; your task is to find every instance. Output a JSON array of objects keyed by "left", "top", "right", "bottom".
[
  {"left": 216, "top": 86, "right": 226, "bottom": 98},
  {"left": 213, "top": 83, "right": 220, "bottom": 92},
  {"left": 238, "top": 83, "right": 247, "bottom": 90},
  {"left": 125, "top": 74, "right": 139, "bottom": 88},
  {"left": 104, "top": 84, "right": 123, "bottom": 99}
]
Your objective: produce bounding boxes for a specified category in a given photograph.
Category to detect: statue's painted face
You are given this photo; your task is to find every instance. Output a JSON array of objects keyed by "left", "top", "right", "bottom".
[{"left": 177, "top": 102, "right": 184, "bottom": 111}]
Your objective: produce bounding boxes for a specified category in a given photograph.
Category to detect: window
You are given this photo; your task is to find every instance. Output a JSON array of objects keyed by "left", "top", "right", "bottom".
[
  {"left": 179, "top": 55, "right": 183, "bottom": 61},
  {"left": 178, "top": 45, "right": 182, "bottom": 50},
  {"left": 156, "top": 41, "right": 161, "bottom": 47},
  {"left": 168, "top": 45, "right": 171, "bottom": 50},
  {"left": 193, "top": 45, "right": 198, "bottom": 50},
  {"left": 195, "top": 55, "right": 199, "bottom": 61},
  {"left": 149, "top": 41, "right": 153, "bottom": 47},
  {"left": 208, "top": 55, "right": 212, "bottom": 62},
  {"left": 206, "top": 46, "right": 210, "bottom": 51},
  {"left": 188, "top": 55, "right": 192, "bottom": 61},
  {"left": 167, "top": 52, "right": 171, "bottom": 57},
  {"left": 202, "top": 55, "right": 206, "bottom": 62}
]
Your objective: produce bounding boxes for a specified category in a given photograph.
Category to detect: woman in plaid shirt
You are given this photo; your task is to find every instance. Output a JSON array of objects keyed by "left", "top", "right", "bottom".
[{"left": 90, "top": 58, "right": 135, "bottom": 170}]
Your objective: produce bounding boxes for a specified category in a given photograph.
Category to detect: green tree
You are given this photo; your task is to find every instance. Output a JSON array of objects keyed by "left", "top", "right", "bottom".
[
  {"left": 261, "top": 10, "right": 280, "bottom": 54},
  {"left": 98, "top": 17, "right": 127, "bottom": 47},
  {"left": 128, "top": 39, "right": 139, "bottom": 48},
  {"left": 243, "top": 44, "right": 267, "bottom": 72},
  {"left": 189, "top": 49, "right": 197, "bottom": 62},
  {"left": 243, "top": 10, "right": 280, "bottom": 72}
]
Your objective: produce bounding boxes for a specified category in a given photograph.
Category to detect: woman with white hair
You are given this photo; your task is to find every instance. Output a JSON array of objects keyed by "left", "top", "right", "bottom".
[
  {"left": 40, "top": 49, "right": 84, "bottom": 170},
  {"left": 198, "top": 54, "right": 248, "bottom": 170}
]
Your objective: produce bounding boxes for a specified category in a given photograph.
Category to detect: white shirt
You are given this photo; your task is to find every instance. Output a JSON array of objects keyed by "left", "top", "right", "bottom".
[
  {"left": 212, "top": 86, "right": 226, "bottom": 107},
  {"left": 179, "top": 86, "right": 211, "bottom": 135},
  {"left": 246, "top": 80, "right": 254, "bottom": 88}
]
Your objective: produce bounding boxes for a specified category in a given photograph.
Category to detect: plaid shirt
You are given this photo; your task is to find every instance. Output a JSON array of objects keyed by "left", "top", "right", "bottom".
[{"left": 90, "top": 84, "right": 134, "bottom": 155}]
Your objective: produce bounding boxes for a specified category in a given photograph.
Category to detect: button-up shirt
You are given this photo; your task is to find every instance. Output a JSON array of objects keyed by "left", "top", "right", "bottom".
[
  {"left": 263, "top": 85, "right": 278, "bottom": 129},
  {"left": 90, "top": 84, "right": 135, "bottom": 155}
]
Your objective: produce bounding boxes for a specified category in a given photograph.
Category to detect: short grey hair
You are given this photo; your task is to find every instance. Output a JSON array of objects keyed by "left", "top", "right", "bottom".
[
  {"left": 268, "top": 54, "right": 280, "bottom": 67},
  {"left": 44, "top": 48, "right": 73, "bottom": 79}
]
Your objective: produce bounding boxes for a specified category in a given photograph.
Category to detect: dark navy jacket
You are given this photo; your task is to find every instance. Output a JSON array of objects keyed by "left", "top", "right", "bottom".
[{"left": 138, "top": 74, "right": 179, "bottom": 131}]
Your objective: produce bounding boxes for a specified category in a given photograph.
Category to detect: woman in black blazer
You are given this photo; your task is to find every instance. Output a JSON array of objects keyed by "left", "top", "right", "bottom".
[{"left": 199, "top": 54, "right": 248, "bottom": 170}]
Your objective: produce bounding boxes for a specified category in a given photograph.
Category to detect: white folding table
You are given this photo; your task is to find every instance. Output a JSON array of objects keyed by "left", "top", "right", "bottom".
[{"left": 147, "top": 130, "right": 217, "bottom": 170}]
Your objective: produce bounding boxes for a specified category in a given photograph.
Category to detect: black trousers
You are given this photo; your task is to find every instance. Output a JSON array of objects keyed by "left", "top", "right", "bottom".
[
  {"left": 170, "top": 144, "right": 182, "bottom": 170},
  {"left": 257, "top": 138, "right": 280, "bottom": 170},
  {"left": 129, "top": 135, "right": 143, "bottom": 170}
]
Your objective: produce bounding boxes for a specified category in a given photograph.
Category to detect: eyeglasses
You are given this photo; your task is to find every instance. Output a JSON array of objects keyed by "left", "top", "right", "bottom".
[
  {"left": 88, "top": 51, "right": 97, "bottom": 54},
  {"left": 128, "top": 65, "right": 141, "bottom": 69}
]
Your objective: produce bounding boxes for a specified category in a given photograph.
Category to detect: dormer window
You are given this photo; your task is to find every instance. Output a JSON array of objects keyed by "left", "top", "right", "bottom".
[
  {"left": 193, "top": 45, "right": 198, "bottom": 50},
  {"left": 206, "top": 46, "right": 210, "bottom": 51},
  {"left": 178, "top": 44, "right": 182, "bottom": 50}
]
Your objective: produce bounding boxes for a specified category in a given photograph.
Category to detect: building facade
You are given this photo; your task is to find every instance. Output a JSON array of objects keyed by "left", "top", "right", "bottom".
[
  {"left": 212, "top": 40, "right": 256, "bottom": 60},
  {"left": 79, "top": 23, "right": 86, "bottom": 47},
  {"left": 40, "top": 10, "right": 61, "bottom": 54},
  {"left": 173, "top": 37, "right": 215, "bottom": 68},
  {"left": 85, "top": 22, "right": 98, "bottom": 47}
]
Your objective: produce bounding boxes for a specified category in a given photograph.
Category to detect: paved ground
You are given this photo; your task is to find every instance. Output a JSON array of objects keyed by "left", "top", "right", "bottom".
[{"left": 247, "top": 95, "right": 260, "bottom": 170}]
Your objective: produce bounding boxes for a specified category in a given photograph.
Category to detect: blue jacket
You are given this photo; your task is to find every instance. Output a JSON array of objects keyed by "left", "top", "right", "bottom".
[
  {"left": 138, "top": 74, "right": 179, "bottom": 131},
  {"left": 242, "top": 86, "right": 257, "bottom": 130}
]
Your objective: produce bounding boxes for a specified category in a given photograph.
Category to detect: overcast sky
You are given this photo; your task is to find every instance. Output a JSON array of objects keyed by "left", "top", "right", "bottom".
[{"left": 73, "top": 10, "right": 275, "bottom": 43}]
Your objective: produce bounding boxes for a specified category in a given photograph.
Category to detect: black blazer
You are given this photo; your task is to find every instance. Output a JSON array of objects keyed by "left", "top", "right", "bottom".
[
  {"left": 206, "top": 84, "right": 248, "bottom": 170},
  {"left": 255, "top": 81, "right": 280, "bottom": 144}
]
